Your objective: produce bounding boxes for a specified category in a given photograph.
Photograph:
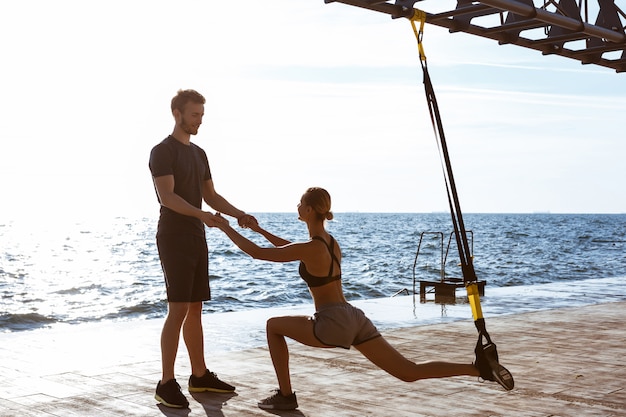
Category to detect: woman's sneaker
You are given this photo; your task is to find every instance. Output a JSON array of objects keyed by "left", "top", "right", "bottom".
[
  {"left": 155, "top": 379, "right": 189, "bottom": 408},
  {"left": 188, "top": 369, "right": 235, "bottom": 393},
  {"left": 257, "top": 389, "right": 298, "bottom": 410}
]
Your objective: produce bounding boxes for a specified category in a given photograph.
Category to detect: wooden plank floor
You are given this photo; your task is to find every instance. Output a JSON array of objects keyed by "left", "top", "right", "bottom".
[{"left": 1, "top": 301, "right": 625, "bottom": 416}]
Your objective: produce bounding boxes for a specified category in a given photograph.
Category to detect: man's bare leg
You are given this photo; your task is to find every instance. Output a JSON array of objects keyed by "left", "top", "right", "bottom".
[
  {"left": 183, "top": 301, "right": 207, "bottom": 377},
  {"left": 161, "top": 302, "right": 190, "bottom": 382}
]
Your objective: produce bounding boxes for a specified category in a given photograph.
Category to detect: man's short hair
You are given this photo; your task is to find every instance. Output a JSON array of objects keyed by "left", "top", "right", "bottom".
[{"left": 171, "top": 89, "right": 206, "bottom": 113}]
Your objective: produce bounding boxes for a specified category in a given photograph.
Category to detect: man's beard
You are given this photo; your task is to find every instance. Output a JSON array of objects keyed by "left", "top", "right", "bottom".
[{"left": 181, "top": 119, "right": 199, "bottom": 135}]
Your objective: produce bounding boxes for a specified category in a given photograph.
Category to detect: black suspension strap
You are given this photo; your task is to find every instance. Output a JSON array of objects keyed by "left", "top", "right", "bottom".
[
  {"left": 410, "top": 12, "right": 487, "bottom": 334},
  {"left": 409, "top": 8, "right": 516, "bottom": 389}
]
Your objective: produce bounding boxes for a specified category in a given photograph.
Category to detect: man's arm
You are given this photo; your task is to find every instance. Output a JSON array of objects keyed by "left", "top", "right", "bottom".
[
  {"left": 202, "top": 179, "right": 256, "bottom": 227},
  {"left": 153, "top": 175, "right": 225, "bottom": 227}
]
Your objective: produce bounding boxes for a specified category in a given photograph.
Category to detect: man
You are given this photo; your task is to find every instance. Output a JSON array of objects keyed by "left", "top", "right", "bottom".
[{"left": 149, "top": 89, "right": 256, "bottom": 408}]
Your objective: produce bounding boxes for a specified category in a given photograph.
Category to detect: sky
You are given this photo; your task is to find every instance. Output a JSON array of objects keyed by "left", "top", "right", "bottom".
[{"left": 1, "top": 0, "right": 625, "bottom": 221}]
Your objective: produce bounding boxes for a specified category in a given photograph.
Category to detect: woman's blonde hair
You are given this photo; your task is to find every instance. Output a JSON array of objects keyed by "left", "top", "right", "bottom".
[{"left": 303, "top": 187, "right": 333, "bottom": 221}]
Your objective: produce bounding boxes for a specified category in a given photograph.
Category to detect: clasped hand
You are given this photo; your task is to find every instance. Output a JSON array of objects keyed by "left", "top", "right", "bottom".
[{"left": 203, "top": 212, "right": 258, "bottom": 229}]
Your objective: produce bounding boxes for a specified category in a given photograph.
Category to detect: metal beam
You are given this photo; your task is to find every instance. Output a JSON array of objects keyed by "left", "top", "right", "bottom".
[
  {"left": 324, "top": 0, "right": 414, "bottom": 18},
  {"left": 324, "top": 0, "right": 626, "bottom": 73},
  {"left": 480, "top": 0, "right": 624, "bottom": 42}
]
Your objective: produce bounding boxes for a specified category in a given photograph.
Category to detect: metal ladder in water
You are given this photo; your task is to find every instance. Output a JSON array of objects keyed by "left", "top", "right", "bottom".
[{"left": 410, "top": 231, "right": 479, "bottom": 302}]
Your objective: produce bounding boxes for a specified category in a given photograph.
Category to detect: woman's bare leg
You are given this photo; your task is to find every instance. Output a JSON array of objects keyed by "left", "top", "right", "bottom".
[
  {"left": 265, "top": 316, "right": 331, "bottom": 395},
  {"left": 354, "top": 336, "right": 479, "bottom": 382}
]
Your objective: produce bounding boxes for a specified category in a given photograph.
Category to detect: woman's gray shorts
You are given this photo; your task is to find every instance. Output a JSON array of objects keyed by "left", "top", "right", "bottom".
[{"left": 312, "top": 303, "right": 381, "bottom": 349}]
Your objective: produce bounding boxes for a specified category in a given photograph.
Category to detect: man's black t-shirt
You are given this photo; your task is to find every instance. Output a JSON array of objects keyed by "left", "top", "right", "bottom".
[{"left": 149, "top": 135, "right": 212, "bottom": 237}]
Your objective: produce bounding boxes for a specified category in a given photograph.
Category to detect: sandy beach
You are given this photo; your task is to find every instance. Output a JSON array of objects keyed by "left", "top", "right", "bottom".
[{"left": 1, "top": 298, "right": 625, "bottom": 416}]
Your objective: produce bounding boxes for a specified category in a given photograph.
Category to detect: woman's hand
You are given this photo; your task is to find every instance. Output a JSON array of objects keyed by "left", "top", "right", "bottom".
[{"left": 248, "top": 220, "right": 263, "bottom": 233}]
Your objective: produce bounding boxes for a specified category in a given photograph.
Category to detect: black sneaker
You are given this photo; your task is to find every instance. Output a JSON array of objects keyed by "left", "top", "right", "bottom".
[
  {"left": 188, "top": 369, "right": 235, "bottom": 393},
  {"left": 475, "top": 342, "right": 515, "bottom": 391},
  {"left": 257, "top": 389, "right": 298, "bottom": 410},
  {"left": 155, "top": 379, "right": 189, "bottom": 408}
]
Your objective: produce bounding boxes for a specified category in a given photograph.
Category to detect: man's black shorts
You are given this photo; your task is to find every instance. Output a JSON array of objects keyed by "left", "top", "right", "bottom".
[{"left": 157, "top": 234, "right": 211, "bottom": 302}]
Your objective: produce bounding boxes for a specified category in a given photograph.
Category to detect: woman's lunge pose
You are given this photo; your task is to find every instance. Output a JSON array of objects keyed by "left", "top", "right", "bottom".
[{"left": 213, "top": 187, "right": 512, "bottom": 410}]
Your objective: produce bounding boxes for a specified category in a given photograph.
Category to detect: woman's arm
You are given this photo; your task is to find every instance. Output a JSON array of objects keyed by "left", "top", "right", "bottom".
[
  {"left": 249, "top": 222, "right": 291, "bottom": 247},
  {"left": 215, "top": 220, "right": 307, "bottom": 263}
]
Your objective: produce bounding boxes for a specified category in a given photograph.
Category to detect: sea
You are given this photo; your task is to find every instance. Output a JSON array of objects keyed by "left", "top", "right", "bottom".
[{"left": 1, "top": 213, "right": 625, "bottom": 334}]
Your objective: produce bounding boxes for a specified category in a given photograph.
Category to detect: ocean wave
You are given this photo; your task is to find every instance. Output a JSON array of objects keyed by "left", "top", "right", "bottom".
[
  {"left": 101, "top": 300, "right": 166, "bottom": 321},
  {"left": 0, "top": 312, "right": 57, "bottom": 332},
  {"left": 54, "top": 283, "right": 103, "bottom": 295}
]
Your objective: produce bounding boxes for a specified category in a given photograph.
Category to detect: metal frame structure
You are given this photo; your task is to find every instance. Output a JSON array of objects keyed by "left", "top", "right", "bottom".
[{"left": 324, "top": 0, "right": 626, "bottom": 72}]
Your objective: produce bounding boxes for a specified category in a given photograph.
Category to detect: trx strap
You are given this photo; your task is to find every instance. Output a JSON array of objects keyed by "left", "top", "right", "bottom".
[
  {"left": 410, "top": 14, "right": 514, "bottom": 390},
  {"left": 410, "top": 12, "right": 487, "bottom": 336}
]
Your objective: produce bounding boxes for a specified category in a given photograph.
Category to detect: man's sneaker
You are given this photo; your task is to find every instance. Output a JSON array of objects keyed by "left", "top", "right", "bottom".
[
  {"left": 188, "top": 369, "right": 235, "bottom": 393},
  {"left": 155, "top": 379, "right": 189, "bottom": 408},
  {"left": 475, "top": 342, "right": 515, "bottom": 391},
  {"left": 257, "top": 389, "right": 298, "bottom": 410}
]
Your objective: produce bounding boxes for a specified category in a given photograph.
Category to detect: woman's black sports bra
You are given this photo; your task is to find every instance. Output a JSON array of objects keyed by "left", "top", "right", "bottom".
[{"left": 299, "top": 235, "right": 341, "bottom": 288}]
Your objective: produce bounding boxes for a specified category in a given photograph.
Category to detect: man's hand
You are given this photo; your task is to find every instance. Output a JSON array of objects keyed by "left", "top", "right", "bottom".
[
  {"left": 237, "top": 213, "right": 258, "bottom": 229},
  {"left": 203, "top": 212, "right": 228, "bottom": 228}
]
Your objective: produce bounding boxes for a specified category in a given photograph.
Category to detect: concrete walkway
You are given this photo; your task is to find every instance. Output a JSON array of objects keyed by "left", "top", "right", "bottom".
[{"left": 1, "top": 301, "right": 625, "bottom": 416}]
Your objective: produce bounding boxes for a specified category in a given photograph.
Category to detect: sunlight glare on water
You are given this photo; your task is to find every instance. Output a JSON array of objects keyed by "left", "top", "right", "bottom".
[{"left": 1, "top": 213, "right": 625, "bottom": 332}]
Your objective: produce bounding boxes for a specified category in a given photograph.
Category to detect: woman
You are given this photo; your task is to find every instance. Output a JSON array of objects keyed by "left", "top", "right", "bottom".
[{"left": 213, "top": 187, "right": 512, "bottom": 410}]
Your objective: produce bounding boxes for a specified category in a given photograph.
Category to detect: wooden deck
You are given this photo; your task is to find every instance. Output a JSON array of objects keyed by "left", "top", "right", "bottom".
[{"left": 1, "top": 301, "right": 625, "bottom": 416}]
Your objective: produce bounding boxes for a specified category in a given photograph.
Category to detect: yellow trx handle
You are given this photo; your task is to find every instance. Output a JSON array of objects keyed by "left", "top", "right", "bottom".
[
  {"left": 410, "top": 9, "right": 427, "bottom": 63},
  {"left": 467, "top": 283, "right": 484, "bottom": 321}
]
